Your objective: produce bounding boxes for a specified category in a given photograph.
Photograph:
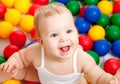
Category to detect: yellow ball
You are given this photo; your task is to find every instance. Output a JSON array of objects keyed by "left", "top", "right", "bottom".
[
  {"left": 1, "top": 0, "right": 14, "bottom": 8},
  {"left": 0, "top": 21, "right": 13, "bottom": 39},
  {"left": 88, "top": 25, "right": 105, "bottom": 41},
  {"left": 2, "top": 79, "right": 21, "bottom": 84},
  {"left": 4, "top": 9, "right": 21, "bottom": 26},
  {"left": 97, "top": 1, "right": 113, "bottom": 15},
  {"left": 14, "top": 0, "right": 30, "bottom": 14},
  {"left": 19, "top": 15, "right": 34, "bottom": 32}
]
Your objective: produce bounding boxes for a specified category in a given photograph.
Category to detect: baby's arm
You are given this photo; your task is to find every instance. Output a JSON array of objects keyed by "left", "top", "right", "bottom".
[
  {"left": 0, "top": 65, "right": 40, "bottom": 83},
  {"left": 0, "top": 49, "right": 26, "bottom": 78},
  {"left": 79, "top": 49, "right": 120, "bottom": 84}
]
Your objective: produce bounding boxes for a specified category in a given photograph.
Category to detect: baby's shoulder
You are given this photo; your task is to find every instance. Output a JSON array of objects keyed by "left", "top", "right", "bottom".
[{"left": 25, "top": 42, "right": 41, "bottom": 56}]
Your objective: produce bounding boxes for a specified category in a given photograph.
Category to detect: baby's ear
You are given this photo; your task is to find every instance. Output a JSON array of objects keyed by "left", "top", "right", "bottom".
[{"left": 37, "top": 37, "right": 44, "bottom": 46}]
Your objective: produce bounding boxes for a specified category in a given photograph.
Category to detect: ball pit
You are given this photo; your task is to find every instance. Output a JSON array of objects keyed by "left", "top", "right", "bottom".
[{"left": 0, "top": 0, "right": 120, "bottom": 83}]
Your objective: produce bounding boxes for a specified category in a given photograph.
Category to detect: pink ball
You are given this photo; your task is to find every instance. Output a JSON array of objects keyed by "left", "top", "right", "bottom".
[
  {"left": 3, "top": 44, "right": 20, "bottom": 59},
  {"left": 0, "top": 3, "right": 7, "bottom": 19},
  {"left": 33, "top": 0, "right": 49, "bottom": 5},
  {"left": 28, "top": 4, "right": 41, "bottom": 16},
  {"left": 9, "top": 30, "right": 26, "bottom": 48},
  {"left": 79, "top": 34, "right": 94, "bottom": 51}
]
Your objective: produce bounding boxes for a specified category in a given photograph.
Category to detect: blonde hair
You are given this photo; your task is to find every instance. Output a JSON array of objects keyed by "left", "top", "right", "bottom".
[{"left": 34, "top": 3, "right": 72, "bottom": 37}]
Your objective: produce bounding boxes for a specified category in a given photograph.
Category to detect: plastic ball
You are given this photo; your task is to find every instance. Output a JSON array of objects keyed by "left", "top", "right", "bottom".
[
  {"left": 19, "top": 15, "right": 34, "bottom": 32},
  {"left": 75, "top": 17, "right": 91, "bottom": 34},
  {"left": 56, "top": 0, "right": 69, "bottom": 4},
  {"left": 3, "top": 79, "right": 21, "bottom": 84},
  {"left": 30, "top": 28, "right": 37, "bottom": 40},
  {"left": 79, "top": 5, "right": 88, "bottom": 17},
  {"left": 66, "top": 1, "right": 80, "bottom": 16},
  {"left": 0, "top": 56, "right": 6, "bottom": 64},
  {"left": 104, "top": 58, "right": 120, "bottom": 75},
  {"left": 9, "top": 30, "right": 27, "bottom": 48},
  {"left": 26, "top": 81, "right": 41, "bottom": 84},
  {"left": 105, "top": 25, "right": 120, "bottom": 42},
  {"left": 0, "top": 3, "right": 7, "bottom": 19},
  {"left": 93, "top": 39, "right": 110, "bottom": 56},
  {"left": 3, "top": 44, "right": 20, "bottom": 59},
  {"left": 97, "top": 1, "right": 113, "bottom": 15},
  {"left": 79, "top": 34, "right": 94, "bottom": 51},
  {"left": 110, "top": 13, "right": 120, "bottom": 27},
  {"left": 28, "top": 4, "right": 41, "bottom": 16},
  {"left": 111, "top": 40, "right": 120, "bottom": 57},
  {"left": 84, "top": 5, "right": 101, "bottom": 23},
  {"left": 33, "top": 0, "right": 49, "bottom": 5},
  {"left": 1, "top": 0, "right": 14, "bottom": 8},
  {"left": 113, "top": 2, "right": 120, "bottom": 13},
  {"left": 84, "top": 0, "right": 99, "bottom": 5},
  {"left": 88, "top": 25, "right": 105, "bottom": 41},
  {"left": 14, "top": 0, "right": 30, "bottom": 14},
  {"left": 87, "top": 50, "right": 100, "bottom": 65},
  {"left": 0, "top": 21, "right": 13, "bottom": 39},
  {"left": 4, "top": 9, "right": 21, "bottom": 26},
  {"left": 96, "top": 13, "right": 110, "bottom": 27}
]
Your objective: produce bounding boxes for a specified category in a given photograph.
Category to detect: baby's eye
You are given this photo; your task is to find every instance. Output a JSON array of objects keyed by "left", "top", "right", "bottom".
[
  {"left": 66, "top": 29, "right": 72, "bottom": 34},
  {"left": 50, "top": 33, "right": 58, "bottom": 37}
]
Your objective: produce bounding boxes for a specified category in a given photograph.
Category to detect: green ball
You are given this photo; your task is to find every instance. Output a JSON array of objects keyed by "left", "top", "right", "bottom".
[
  {"left": 66, "top": 1, "right": 80, "bottom": 16},
  {"left": 105, "top": 25, "right": 120, "bottom": 42},
  {"left": 0, "top": 56, "right": 6, "bottom": 64},
  {"left": 96, "top": 13, "right": 110, "bottom": 27},
  {"left": 111, "top": 13, "right": 120, "bottom": 27},
  {"left": 84, "top": 0, "right": 99, "bottom": 5},
  {"left": 87, "top": 50, "right": 100, "bottom": 65}
]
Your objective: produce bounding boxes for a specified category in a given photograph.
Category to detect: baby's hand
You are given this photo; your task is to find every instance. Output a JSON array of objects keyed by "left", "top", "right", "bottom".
[
  {"left": 110, "top": 69, "right": 120, "bottom": 84},
  {"left": 0, "top": 58, "right": 19, "bottom": 78}
]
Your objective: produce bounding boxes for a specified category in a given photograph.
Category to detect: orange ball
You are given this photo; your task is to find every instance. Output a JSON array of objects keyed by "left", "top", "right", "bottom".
[
  {"left": 0, "top": 21, "right": 13, "bottom": 39},
  {"left": 88, "top": 25, "right": 105, "bottom": 41},
  {"left": 2, "top": 79, "right": 21, "bottom": 84},
  {"left": 4, "top": 9, "right": 21, "bottom": 26},
  {"left": 19, "top": 15, "right": 34, "bottom": 32}
]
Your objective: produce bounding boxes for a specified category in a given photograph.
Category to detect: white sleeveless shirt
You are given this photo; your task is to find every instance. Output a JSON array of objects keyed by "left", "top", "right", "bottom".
[{"left": 36, "top": 47, "right": 84, "bottom": 84}]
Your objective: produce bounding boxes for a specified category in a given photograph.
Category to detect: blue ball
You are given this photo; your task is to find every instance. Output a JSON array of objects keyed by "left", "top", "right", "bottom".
[
  {"left": 111, "top": 40, "right": 120, "bottom": 57},
  {"left": 84, "top": 5, "right": 101, "bottom": 23},
  {"left": 75, "top": 17, "right": 91, "bottom": 34},
  {"left": 56, "top": 0, "right": 69, "bottom": 4},
  {"left": 93, "top": 39, "right": 110, "bottom": 56}
]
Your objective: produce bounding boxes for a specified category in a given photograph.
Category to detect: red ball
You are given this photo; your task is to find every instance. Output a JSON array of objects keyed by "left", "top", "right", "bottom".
[
  {"left": 33, "top": 0, "right": 49, "bottom": 5},
  {"left": 104, "top": 58, "right": 120, "bottom": 75},
  {"left": 30, "top": 28, "right": 37, "bottom": 39},
  {"left": 0, "top": 3, "right": 7, "bottom": 19},
  {"left": 26, "top": 81, "right": 41, "bottom": 84},
  {"left": 79, "top": 5, "right": 88, "bottom": 17},
  {"left": 28, "top": 4, "right": 41, "bottom": 16},
  {"left": 9, "top": 30, "right": 26, "bottom": 48},
  {"left": 3, "top": 44, "right": 20, "bottom": 59},
  {"left": 79, "top": 34, "right": 94, "bottom": 51},
  {"left": 113, "top": 2, "right": 120, "bottom": 13}
]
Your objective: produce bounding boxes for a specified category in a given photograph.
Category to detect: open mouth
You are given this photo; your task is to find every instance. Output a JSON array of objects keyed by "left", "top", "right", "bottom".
[{"left": 59, "top": 46, "right": 70, "bottom": 52}]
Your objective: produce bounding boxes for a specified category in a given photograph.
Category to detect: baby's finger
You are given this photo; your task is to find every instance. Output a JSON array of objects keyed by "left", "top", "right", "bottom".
[
  {"left": 6, "top": 64, "right": 17, "bottom": 73},
  {"left": 1, "top": 63, "right": 9, "bottom": 72},
  {"left": 10, "top": 70, "right": 18, "bottom": 78}
]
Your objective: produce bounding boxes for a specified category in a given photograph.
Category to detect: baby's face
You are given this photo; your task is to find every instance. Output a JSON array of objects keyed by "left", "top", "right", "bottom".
[{"left": 38, "top": 12, "right": 79, "bottom": 59}]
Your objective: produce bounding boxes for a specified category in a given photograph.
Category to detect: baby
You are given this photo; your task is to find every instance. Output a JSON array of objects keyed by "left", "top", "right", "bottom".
[{"left": 0, "top": 3, "right": 120, "bottom": 84}]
